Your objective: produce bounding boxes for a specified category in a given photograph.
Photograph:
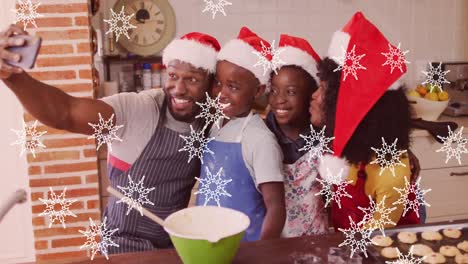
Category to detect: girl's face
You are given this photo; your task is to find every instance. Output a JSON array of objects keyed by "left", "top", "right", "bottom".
[
  {"left": 310, "top": 81, "right": 326, "bottom": 127},
  {"left": 269, "top": 67, "right": 312, "bottom": 127}
]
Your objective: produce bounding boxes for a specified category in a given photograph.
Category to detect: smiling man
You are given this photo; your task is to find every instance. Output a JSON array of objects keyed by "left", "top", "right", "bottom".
[{"left": 0, "top": 25, "right": 220, "bottom": 253}]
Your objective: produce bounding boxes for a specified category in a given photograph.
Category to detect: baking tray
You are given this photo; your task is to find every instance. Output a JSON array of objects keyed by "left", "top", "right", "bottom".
[{"left": 367, "top": 220, "right": 468, "bottom": 263}]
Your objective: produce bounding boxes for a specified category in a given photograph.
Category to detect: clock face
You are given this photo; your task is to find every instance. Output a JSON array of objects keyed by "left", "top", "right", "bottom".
[{"left": 114, "top": 0, "right": 175, "bottom": 56}]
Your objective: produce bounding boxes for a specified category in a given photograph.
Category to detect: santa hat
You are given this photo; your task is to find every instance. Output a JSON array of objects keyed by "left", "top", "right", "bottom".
[
  {"left": 320, "top": 12, "right": 408, "bottom": 175},
  {"left": 278, "top": 34, "right": 321, "bottom": 82},
  {"left": 217, "top": 27, "right": 272, "bottom": 86},
  {"left": 163, "top": 32, "right": 221, "bottom": 73}
]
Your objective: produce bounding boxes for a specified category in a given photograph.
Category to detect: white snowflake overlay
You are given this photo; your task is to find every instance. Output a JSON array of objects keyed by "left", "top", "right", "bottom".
[
  {"left": 436, "top": 126, "right": 467, "bottom": 165},
  {"left": 11, "top": 0, "right": 43, "bottom": 30},
  {"left": 338, "top": 216, "right": 372, "bottom": 258},
  {"left": 103, "top": 6, "right": 137, "bottom": 42},
  {"left": 422, "top": 62, "right": 450, "bottom": 92},
  {"left": 298, "top": 125, "right": 335, "bottom": 165},
  {"left": 381, "top": 43, "right": 410, "bottom": 74},
  {"left": 315, "top": 168, "right": 352, "bottom": 209},
  {"left": 252, "top": 40, "right": 286, "bottom": 76},
  {"left": 11, "top": 119, "right": 47, "bottom": 158},
  {"left": 333, "top": 45, "right": 367, "bottom": 81},
  {"left": 195, "top": 167, "right": 232, "bottom": 207},
  {"left": 79, "top": 217, "right": 119, "bottom": 260},
  {"left": 370, "top": 137, "right": 407, "bottom": 177},
  {"left": 385, "top": 246, "right": 425, "bottom": 264},
  {"left": 202, "top": 0, "right": 232, "bottom": 19},
  {"left": 195, "top": 92, "right": 230, "bottom": 130},
  {"left": 39, "top": 187, "right": 77, "bottom": 229},
  {"left": 393, "top": 177, "right": 431, "bottom": 218},
  {"left": 358, "top": 195, "right": 397, "bottom": 236},
  {"left": 88, "top": 113, "right": 124, "bottom": 151},
  {"left": 116, "top": 175, "right": 155, "bottom": 216},
  {"left": 179, "top": 125, "right": 215, "bottom": 164}
]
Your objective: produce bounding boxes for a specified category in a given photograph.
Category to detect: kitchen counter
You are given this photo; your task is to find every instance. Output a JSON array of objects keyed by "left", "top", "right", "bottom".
[{"left": 27, "top": 219, "right": 468, "bottom": 264}]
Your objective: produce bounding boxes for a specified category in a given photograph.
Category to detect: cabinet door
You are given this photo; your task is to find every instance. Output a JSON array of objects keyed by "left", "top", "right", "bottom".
[
  {"left": 421, "top": 166, "right": 468, "bottom": 223},
  {"left": 411, "top": 135, "right": 468, "bottom": 170}
]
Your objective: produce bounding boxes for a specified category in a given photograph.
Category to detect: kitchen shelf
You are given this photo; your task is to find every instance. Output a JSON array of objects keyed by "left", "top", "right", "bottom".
[{"left": 102, "top": 55, "right": 162, "bottom": 81}]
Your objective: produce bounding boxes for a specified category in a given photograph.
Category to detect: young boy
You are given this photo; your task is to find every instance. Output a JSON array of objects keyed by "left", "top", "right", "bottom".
[
  {"left": 195, "top": 27, "right": 286, "bottom": 241},
  {"left": 265, "top": 34, "right": 329, "bottom": 237}
]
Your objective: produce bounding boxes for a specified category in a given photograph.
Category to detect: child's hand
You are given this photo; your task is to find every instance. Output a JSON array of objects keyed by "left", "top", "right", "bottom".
[{"left": 408, "top": 149, "right": 421, "bottom": 183}]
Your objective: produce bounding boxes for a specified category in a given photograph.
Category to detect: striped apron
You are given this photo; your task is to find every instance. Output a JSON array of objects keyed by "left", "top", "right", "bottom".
[{"left": 104, "top": 98, "right": 201, "bottom": 254}]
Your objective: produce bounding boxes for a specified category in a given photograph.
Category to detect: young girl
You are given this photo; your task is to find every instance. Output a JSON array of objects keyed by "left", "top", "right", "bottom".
[
  {"left": 311, "top": 12, "right": 420, "bottom": 230},
  {"left": 265, "top": 34, "right": 329, "bottom": 237}
]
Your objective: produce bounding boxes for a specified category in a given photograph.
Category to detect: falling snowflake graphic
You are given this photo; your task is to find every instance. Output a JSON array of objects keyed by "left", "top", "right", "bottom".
[
  {"left": 381, "top": 43, "right": 410, "bottom": 74},
  {"left": 298, "top": 125, "right": 335, "bottom": 165},
  {"left": 179, "top": 125, "right": 214, "bottom": 164},
  {"left": 195, "top": 167, "right": 232, "bottom": 207},
  {"left": 103, "top": 6, "right": 137, "bottom": 42},
  {"left": 195, "top": 92, "right": 230, "bottom": 130},
  {"left": 370, "top": 137, "right": 407, "bottom": 177},
  {"left": 393, "top": 177, "right": 431, "bottom": 218},
  {"left": 315, "top": 168, "right": 352, "bottom": 209},
  {"left": 421, "top": 62, "right": 450, "bottom": 92},
  {"left": 11, "top": 119, "right": 47, "bottom": 158},
  {"left": 79, "top": 217, "right": 119, "bottom": 260},
  {"left": 202, "top": 0, "right": 232, "bottom": 19},
  {"left": 253, "top": 40, "right": 286, "bottom": 76},
  {"left": 11, "top": 0, "right": 43, "bottom": 30},
  {"left": 116, "top": 175, "right": 155, "bottom": 216},
  {"left": 88, "top": 113, "right": 124, "bottom": 151},
  {"left": 436, "top": 126, "right": 467, "bottom": 165},
  {"left": 358, "top": 195, "right": 397, "bottom": 236},
  {"left": 385, "top": 246, "right": 425, "bottom": 264},
  {"left": 333, "top": 45, "right": 367, "bottom": 81},
  {"left": 38, "top": 187, "right": 77, "bottom": 229},
  {"left": 338, "top": 216, "right": 372, "bottom": 258}
]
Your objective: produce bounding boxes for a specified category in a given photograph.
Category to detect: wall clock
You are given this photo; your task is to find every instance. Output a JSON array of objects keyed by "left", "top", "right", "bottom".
[{"left": 113, "top": 0, "right": 176, "bottom": 56}]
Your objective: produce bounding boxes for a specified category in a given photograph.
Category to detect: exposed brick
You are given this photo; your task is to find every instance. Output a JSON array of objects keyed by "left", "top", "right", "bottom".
[
  {"left": 27, "top": 150, "right": 81, "bottom": 163},
  {"left": 37, "top": 3, "right": 89, "bottom": 14},
  {"left": 31, "top": 192, "right": 44, "bottom": 201},
  {"left": 51, "top": 237, "right": 88, "bottom": 248},
  {"left": 36, "top": 250, "right": 87, "bottom": 262},
  {"left": 30, "top": 176, "right": 82, "bottom": 187},
  {"left": 87, "top": 200, "right": 100, "bottom": 210},
  {"left": 83, "top": 149, "right": 97, "bottom": 158},
  {"left": 36, "top": 126, "right": 69, "bottom": 136},
  {"left": 36, "top": 56, "right": 92, "bottom": 68},
  {"left": 36, "top": 29, "right": 89, "bottom": 41},
  {"left": 66, "top": 212, "right": 100, "bottom": 224},
  {"left": 66, "top": 188, "right": 99, "bottom": 198},
  {"left": 56, "top": 83, "right": 93, "bottom": 93},
  {"left": 26, "top": 17, "right": 72, "bottom": 28},
  {"left": 40, "top": 44, "right": 74, "bottom": 55},
  {"left": 77, "top": 42, "right": 91, "bottom": 53},
  {"left": 29, "top": 71, "right": 76, "bottom": 81},
  {"left": 32, "top": 201, "right": 84, "bottom": 214},
  {"left": 29, "top": 165, "right": 43, "bottom": 175},
  {"left": 44, "top": 161, "right": 97, "bottom": 174},
  {"left": 42, "top": 137, "right": 95, "bottom": 149},
  {"left": 85, "top": 174, "right": 98, "bottom": 184},
  {"left": 32, "top": 216, "right": 46, "bottom": 227},
  {"left": 35, "top": 240, "right": 48, "bottom": 250},
  {"left": 79, "top": 69, "right": 92, "bottom": 80},
  {"left": 74, "top": 16, "right": 90, "bottom": 26}
]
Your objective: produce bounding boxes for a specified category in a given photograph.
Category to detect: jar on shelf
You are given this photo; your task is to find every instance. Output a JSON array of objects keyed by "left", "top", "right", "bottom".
[
  {"left": 151, "top": 63, "right": 162, "bottom": 88},
  {"left": 134, "top": 63, "right": 143, "bottom": 92},
  {"left": 142, "top": 63, "right": 152, "bottom": 90},
  {"left": 161, "top": 64, "right": 167, "bottom": 87}
]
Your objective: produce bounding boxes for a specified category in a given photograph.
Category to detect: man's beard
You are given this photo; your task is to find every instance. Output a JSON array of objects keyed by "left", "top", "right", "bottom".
[{"left": 165, "top": 94, "right": 202, "bottom": 123}]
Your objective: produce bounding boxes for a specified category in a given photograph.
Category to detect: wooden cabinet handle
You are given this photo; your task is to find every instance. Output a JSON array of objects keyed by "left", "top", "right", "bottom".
[{"left": 450, "top": 171, "right": 468, "bottom": 176}]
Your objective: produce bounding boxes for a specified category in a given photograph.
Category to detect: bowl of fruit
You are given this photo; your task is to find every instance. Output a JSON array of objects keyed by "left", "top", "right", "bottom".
[{"left": 407, "top": 84, "right": 449, "bottom": 121}]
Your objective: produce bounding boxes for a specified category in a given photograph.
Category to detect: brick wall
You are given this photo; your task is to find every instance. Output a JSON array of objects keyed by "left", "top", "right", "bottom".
[{"left": 20, "top": 0, "right": 100, "bottom": 262}]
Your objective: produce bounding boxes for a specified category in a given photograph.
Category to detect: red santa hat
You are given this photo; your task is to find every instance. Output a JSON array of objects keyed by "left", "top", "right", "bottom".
[
  {"left": 163, "top": 32, "right": 221, "bottom": 73},
  {"left": 320, "top": 12, "right": 408, "bottom": 176},
  {"left": 217, "top": 26, "right": 272, "bottom": 86},
  {"left": 278, "top": 34, "right": 321, "bottom": 82}
]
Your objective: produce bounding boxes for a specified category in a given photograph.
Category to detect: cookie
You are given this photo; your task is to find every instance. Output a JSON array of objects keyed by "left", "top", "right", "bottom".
[
  {"left": 455, "top": 253, "right": 468, "bottom": 264},
  {"left": 443, "top": 228, "right": 462, "bottom": 239},
  {"left": 381, "top": 247, "right": 399, "bottom": 259},
  {"left": 458, "top": 241, "right": 468, "bottom": 252},
  {"left": 398, "top": 231, "right": 418, "bottom": 244},
  {"left": 439, "top": 245, "right": 461, "bottom": 257},
  {"left": 423, "top": 253, "right": 446, "bottom": 264},
  {"left": 372, "top": 235, "right": 393, "bottom": 247},
  {"left": 412, "top": 244, "right": 434, "bottom": 257},
  {"left": 422, "top": 231, "right": 443, "bottom": 241}
]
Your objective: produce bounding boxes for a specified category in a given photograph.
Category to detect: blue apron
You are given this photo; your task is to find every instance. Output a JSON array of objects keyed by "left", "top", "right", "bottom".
[{"left": 195, "top": 112, "right": 266, "bottom": 241}]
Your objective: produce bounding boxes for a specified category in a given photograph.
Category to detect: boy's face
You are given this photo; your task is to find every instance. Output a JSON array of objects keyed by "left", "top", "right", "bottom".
[
  {"left": 164, "top": 60, "right": 211, "bottom": 122},
  {"left": 269, "top": 67, "right": 313, "bottom": 127},
  {"left": 310, "top": 81, "right": 326, "bottom": 127},
  {"left": 213, "top": 60, "right": 264, "bottom": 118}
]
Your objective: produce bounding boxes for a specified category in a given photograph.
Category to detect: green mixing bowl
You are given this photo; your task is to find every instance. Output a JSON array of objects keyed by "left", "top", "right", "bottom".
[{"left": 164, "top": 206, "right": 250, "bottom": 264}]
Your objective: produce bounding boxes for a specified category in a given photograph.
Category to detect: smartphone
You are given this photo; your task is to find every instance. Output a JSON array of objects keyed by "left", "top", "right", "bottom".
[{"left": 5, "top": 35, "right": 42, "bottom": 69}]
